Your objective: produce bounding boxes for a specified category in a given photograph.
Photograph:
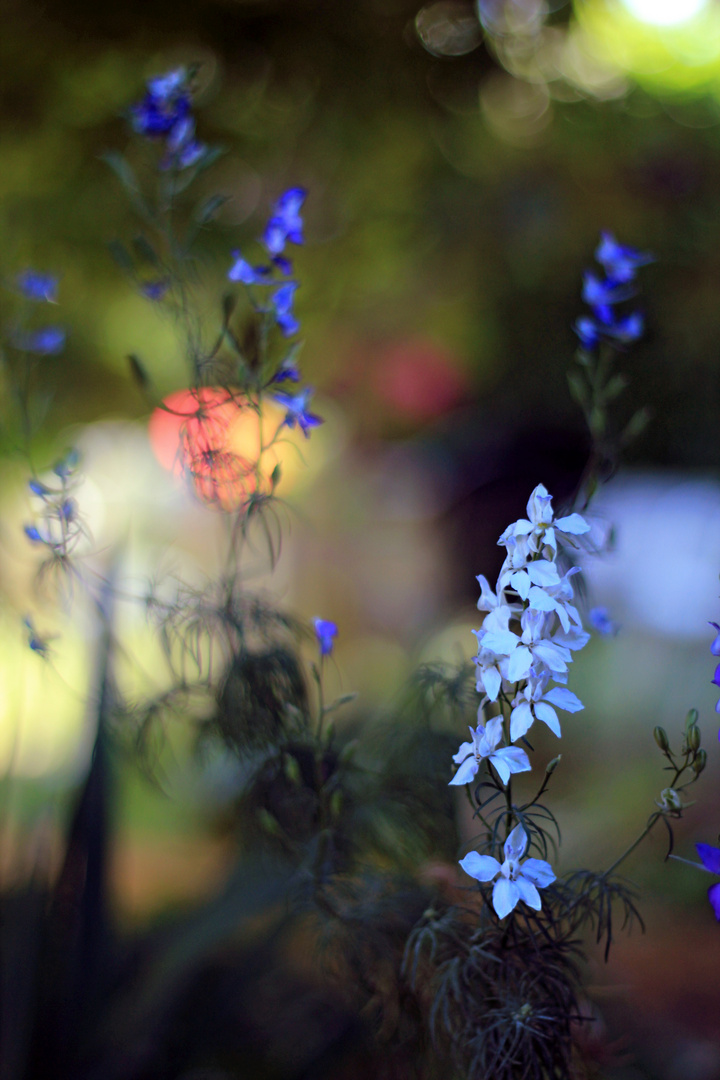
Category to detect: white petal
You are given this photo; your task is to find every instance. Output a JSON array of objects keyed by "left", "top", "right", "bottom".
[
  {"left": 534, "top": 701, "right": 562, "bottom": 737},
  {"left": 483, "top": 715, "right": 504, "bottom": 751},
  {"left": 527, "top": 586, "right": 555, "bottom": 612},
  {"left": 449, "top": 756, "right": 479, "bottom": 786},
  {"left": 509, "top": 570, "right": 531, "bottom": 601},
  {"left": 504, "top": 823, "right": 528, "bottom": 859},
  {"left": 532, "top": 641, "right": 570, "bottom": 672},
  {"left": 514, "top": 876, "right": 542, "bottom": 911},
  {"left": 459, "top": 852, "right": 501, "bottom": 882},
  {"left": 489, "top": 752, "right": 510, "bottom": 786},
  {"left": 520, "top": 857, "right": 556, "bottom": 887},
  {"left": 452, "top": 736, "right": 475, "bottom": 763},
  {"left": 527, "top": 561, "right": 560, "bottom": 587},
  {"left": 476, "top": 574, "right": 498, "bottom": 611},
  {"left": 544, "top": 687, "right": 583, "bottom": 713},
  {"left": 510, "top": 701, "right": 534, "bottom": 741},
  {"left": 492, "top": 877, "right": 520, "bottom": 919},
  {"left": 506, "top": 646, "right": 532, "bottom": 682},
  {"left": 499, "top": 746, "right": 532, "bottom": 774},
  {"left": 555, "top": 512, "right": 590, "bottom": 535},
  {"left": 481, "top": 665, "right": 502, "bottom": 702},
  {"left": 483, "top": 629, "right": 521, "bottom": 656}
]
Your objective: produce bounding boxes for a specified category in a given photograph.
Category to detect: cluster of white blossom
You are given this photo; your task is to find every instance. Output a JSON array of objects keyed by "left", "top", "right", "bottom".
[{"left": 452, "top": 484, "right": 592, "bottom": 917}]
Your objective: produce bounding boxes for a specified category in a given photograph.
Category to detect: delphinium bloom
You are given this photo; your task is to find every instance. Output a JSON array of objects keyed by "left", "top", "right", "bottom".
[
  {"left": 272, "top": 387, "right": 323, "bottom": 438},
  {"left": 459, "top": 824, "right": 556, "bottom": 919},
  {"left": 710, "top": 621, "right": 720, "bottom": 720},
  {"left": 16, "top": 270, "right": 59, "bottom": 303},
  {"left": 449, "top": 716, "right": 531, "bottom": 787},
  {"left": 129, "top": 67, "right": 206, "bottom": 170},
  {"left": 313, "top": 618, "right": 338, "bottom": 658},
  {"left": 574, "top": 232, "right": 652, "bottom": 349},
  {"left": 696, "top": 843, "right": 720, "bottom": 920}
]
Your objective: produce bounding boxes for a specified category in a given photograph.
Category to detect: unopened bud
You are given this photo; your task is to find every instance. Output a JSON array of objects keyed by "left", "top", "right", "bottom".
[
  {"left": 687, "top": 725, "right": 701, "bottom": 753},
  {"left": 329, "top": 789, "right": 343, "bottom": 819},
  {"left": 545, "top": 754, "right": 562, "bottom": 776},
  {"left": 339, "top": 739, "right": 359, "bottom": 765},
  {"left": 658, "top": 787, "right": 683, "bottom": 812},
  {"left": 654, "top": 726, "right": 670, "bottom": 752},
  {"left": 257, "top": 808, "right": 282, "bottom": 836},
  {"left": 693, "top": 749, "right": 707, "bottom": 775},
  {"left": 685, "top": 709, "right": 699, "bottom": 733}
]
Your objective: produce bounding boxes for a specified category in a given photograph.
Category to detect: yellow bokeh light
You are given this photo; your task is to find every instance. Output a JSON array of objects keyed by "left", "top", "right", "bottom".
[{"left": 574, "top": 0, "right": 720, "bottom": 96}]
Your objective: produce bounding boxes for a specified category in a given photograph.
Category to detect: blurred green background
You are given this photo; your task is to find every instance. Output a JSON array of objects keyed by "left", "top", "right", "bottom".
[{"left": 3, "top": 0, "right": 720, "bottom": 1076}]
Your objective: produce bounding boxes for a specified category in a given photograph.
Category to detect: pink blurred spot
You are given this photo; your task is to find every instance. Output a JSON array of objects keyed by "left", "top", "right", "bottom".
[{"left": 372, "top": 339, "right": 467, "bottom": 421}]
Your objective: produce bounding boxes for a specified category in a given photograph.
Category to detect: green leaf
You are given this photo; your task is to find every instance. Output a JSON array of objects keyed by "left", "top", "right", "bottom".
[
  {"left": 100, "top": 151, "right": 152, "bottom": 219},
  {"left": 603, "top": 372, "right": 629, "bottom": 403},
  {"left": 127, "top": 354, "right": 151, "bottom": 391},
  {"left": 567, "top": 369, "right": 590, "bottom": 411},
  {"left": 620, "top": 406, "right": 651, "bottom": 447}
]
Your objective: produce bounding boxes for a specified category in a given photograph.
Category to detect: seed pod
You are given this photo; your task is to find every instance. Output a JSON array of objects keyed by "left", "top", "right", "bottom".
[
  {"left": 693, "top": 749, "right": 707, "bottom": 775},
  {"left": 654, "top": 726, "right": 670, "bottom": 752},
  {"left": 687, "top": 725, "right": 701, "bottom": 752},
  {"left": 545, "top": 754, "right": 562, "bottom": 776},
  {"left": 685, "top": 709, "right": 699, "bottom": 733}
]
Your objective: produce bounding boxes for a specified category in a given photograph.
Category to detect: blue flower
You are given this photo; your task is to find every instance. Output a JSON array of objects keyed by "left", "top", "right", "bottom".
[
  {"left": 16, "top": 270, "right": 59, "bottom": 303},
  {"left": 262, "top": 188, "right": 306, "bottom": 256},
  {"left": 581, "top": 272, "right": 634, "bottom": 324},
  {"left": 227, "top": 253, "right": 272, "bottom": 286},
  {"left": 130, "top": 68, "right": 191, "bottom": 138},
  {"left": 696, "top": 843, "right": 720, "bottom": 920},
  {"left": 272, "top": 386, "right": 322, "bottom": 438},
  {"left": 272, "top": 282, "right": 300, "bottom": 337},
  {"left": 595, "top": 231, "right": 653, "bottom": 284},
  {"left": 589, "top": 606, "right": 619, "bottom": 636},
  {"left": 313, "top": 617, "right": 338, "bottom": 657},
  {"left": 18, "top": 326, "right": 66, "bottom": 355},
  {"left": 459, "top": 824, "right": 556, "bottom": 920},
  {"left": 161, "top": 116, "right": 206, "bottom": 171},
  {"left": 23, "top": 617, "right": 50, "bottom": 657},
  {"left": 24, "top": 525, "right": 44, "bottom": 543},
  {"left": 271, "top": 354, "right": 301, "bottom": 384},
  {"left": 141, "top": 279, "right": 170, "bottom": 301}
]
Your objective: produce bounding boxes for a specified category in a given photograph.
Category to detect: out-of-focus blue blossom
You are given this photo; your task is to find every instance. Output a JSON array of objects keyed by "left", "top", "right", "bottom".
[
  {"left": 24, "top": 525, "right": 44, "bottom": 543},
  {"left": 262, "top": 188, "right": 306, "bottom": 256},
  {"left": 141, "top": 279, "right": 170, "bottom": 301},
  {"left": 574, "top": 232, "right": 650, "bottom": 351},
  {"left": 17, "top": 327, "right": 66, "bottom": 355},
  {"left": 227, "top": 253, "right": 272, "bottom": 286},
  {"left": 53, "top": 449, "right": 80, "bottom": 478},
  {"left": 272, "top": 354, "right": 301, "bottom": 384},
  {"left": 694, "top": 843, "right": 720, "bottom": 919},
  {"left": 589, "top": 607, "right": 619, "bottom": 636},
  {"left": 595, "top": 232, "right": 653, "bottom": 284},
  {"left": 130, "top": 68, "right": 191, "bottom": 137},
  {"left": 23, "top": 616, "right": 50, "bottom": 657},
  {"left": 272, "top": 386, "right": 322, "bottom": 438},
  {"left": 272, "top": 282, "right": 300, "bottom": 337},
  {"left": 16, "top": 270, "right": 59, "bottom": 303},
  {"left": 709, "top": 621, "right": 720, "bottom": 656},
  {"left": 161, "top": 116, "right": 206, "bottom": 171},
  {"left": 29, "top": 479, "right": 52, "bottom": 497},
  {"left": 313, "top": 617, "right": 338, "bottom": 657}
]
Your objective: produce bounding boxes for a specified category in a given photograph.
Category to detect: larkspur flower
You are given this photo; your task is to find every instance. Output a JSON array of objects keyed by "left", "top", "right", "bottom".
[
  {"left": 272, "top": 282, "right": 300, "bottom": 337},
  {"left": 141, "top": 279, "right": 170, "bottom": 302},
  {"left": 449, "top": 716, "right": 531, "bottom": 787},
  {"left": 509, "top": 674, "right": 583, "bottom": 741},
  {"left": 130, "top": 68, "right": 191, "bottom": 138},
  {"left": 272, "top": 387, "right": 322, "bottom": 438},
  {"left": 590, "top": 606, "right": 619, "bottom": 636},
  {"left": 262, "top": 188, "right": 306, "bottom": 257},
  {"left": 595, "top": 231, "right": 653, "bottom": 284},
  {"left": 16, "top": 270, "right": 58, "bottom": 303},
  {"left": 696, "top": 843, "right": 720, "bottom": 920},
  {"left": 313, "top": 617, "right": 338, "bottom": 657},
  {"left": 459, "top": 824, "right": 556, "bottom": 919},
  {"left": 17, "top": 326, "right": 65, "bottom": 355},
  {"left": 227, "top": 253, "right": 272, "bottom": 286}
]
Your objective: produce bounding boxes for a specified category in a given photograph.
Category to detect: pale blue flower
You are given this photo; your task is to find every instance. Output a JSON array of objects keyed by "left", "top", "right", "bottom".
[
  {"left": 459, "top": 824, "right": 555, "bottom": 919},
  {"left": 509, "top": 675, "right": 583, "bottom": 741},
  {"left": 449, "top": 716, "right": 531, "bottom": 787}
]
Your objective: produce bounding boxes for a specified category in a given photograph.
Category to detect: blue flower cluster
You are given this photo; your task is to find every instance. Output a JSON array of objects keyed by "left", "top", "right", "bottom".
[
  {"left": 228, "top": 188, "right": 322, "bottom": 438},
  {"left": 23, "top": 450, "right": 84, "bottom": 556},
  {"left": 13, "top": 270, "right": 65, "bottom": 355},
  {"left": 228, "top": 188, "right": 306, "bottom": 340},
  {"left": 130, "top": 68, "right": 206, "bottom": 170},
  {"left": 574, "top": 232, "right": 652, "bottom": 349}
]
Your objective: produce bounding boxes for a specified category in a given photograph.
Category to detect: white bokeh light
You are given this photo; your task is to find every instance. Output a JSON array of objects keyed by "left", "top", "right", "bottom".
[{"left": 620, "top": 0, "right": 709, "bottom": 27}]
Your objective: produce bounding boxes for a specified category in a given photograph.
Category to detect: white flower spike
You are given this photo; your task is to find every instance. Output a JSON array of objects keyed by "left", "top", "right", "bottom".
[{"left": 458, "top": 824, "right": 556, "bottom": 919}]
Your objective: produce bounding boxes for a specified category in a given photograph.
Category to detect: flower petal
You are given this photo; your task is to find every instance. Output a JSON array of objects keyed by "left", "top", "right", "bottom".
[
  {"left": 499, "top": 746, "right": 532, "bottom": 775},
  {"left": 543, "top": 686, "right": 584, "bottom": 712},
  {"left": 520, "top": 857, "right": 556, "bottom": 888},
  {"left": 555, "top": 512, "right": 590, "bottom": 535},
  {"left": 492, "top": 877, "right": 520, "bottom": 919},
  {"left": 708, "top": 882, "right": 720, "bottom": 920},
  {"left": 696, "top": 843, "right": 720, "bottom": 874},
  {"left": 534, "top": 701, "right": 562, "bottom": 738},
  {"left": 449, "top": 756, "right": 479, "bottom": 786},
  {"left": 489, "top": 751, "right": 510, "bottom": 786},
  {"left": 510, "top": 701, "right": 534, "bottom": 742},
  {"left": 504, "top": 823, "right": 528, "bottom": 860},
  {"left": 459, "top": 852, "right": 501, "bottom": 882},
  {"left": 514, "top": 876, "right": 542, "bottom": 911}
]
